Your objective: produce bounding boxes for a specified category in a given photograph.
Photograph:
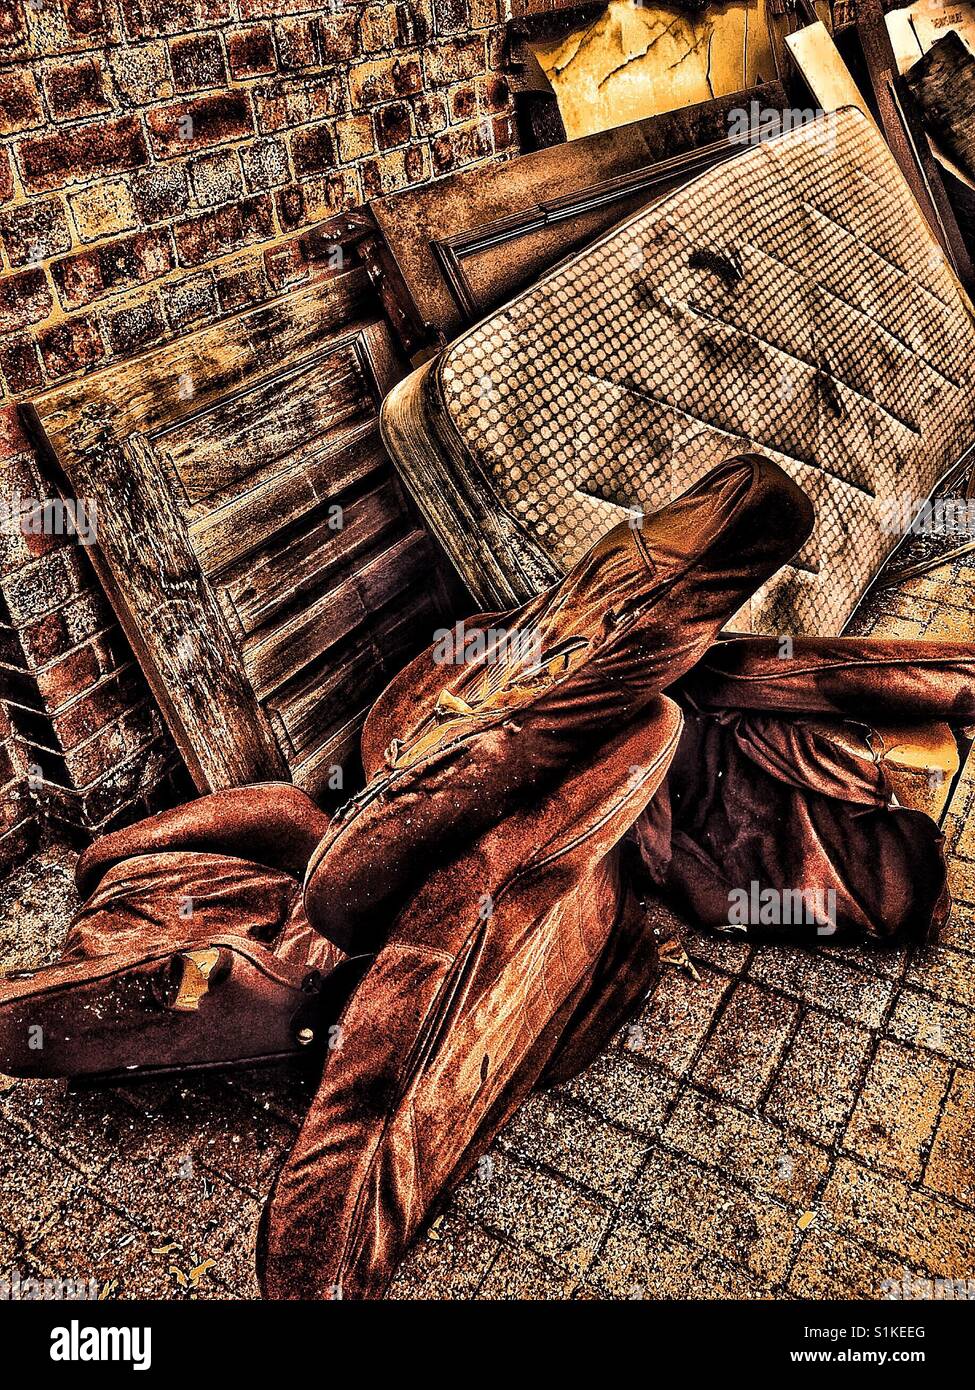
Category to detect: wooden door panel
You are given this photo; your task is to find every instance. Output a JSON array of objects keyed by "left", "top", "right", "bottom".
[{"left": 24, "top": 261, "right": 459, "bottom": 798}]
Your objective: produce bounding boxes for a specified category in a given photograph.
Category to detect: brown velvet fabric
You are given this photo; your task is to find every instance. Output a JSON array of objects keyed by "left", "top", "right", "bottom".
[{"left": 259, "top": 456, "right": 817, "bottom": 1300}]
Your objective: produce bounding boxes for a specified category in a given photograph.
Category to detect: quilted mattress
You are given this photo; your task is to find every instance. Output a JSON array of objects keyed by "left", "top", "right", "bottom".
[{"left": 380, "top": 108, "right": 975, "bottom": 635}]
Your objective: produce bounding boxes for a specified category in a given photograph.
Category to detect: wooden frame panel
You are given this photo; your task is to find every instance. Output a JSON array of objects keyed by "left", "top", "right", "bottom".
[{"left": 23, "top": 262, "right": 459, "bottom": 797}]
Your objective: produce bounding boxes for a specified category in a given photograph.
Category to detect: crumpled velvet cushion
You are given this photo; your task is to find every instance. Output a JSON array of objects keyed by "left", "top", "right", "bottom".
[{"left": 259, "top": 455, "right": 815, "bottom": 1300}]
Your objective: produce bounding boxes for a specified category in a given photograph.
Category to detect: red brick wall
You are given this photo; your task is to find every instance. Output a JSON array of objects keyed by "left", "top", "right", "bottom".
[{"left": 0, "top": 0, "right": 518, "bottom": 870}]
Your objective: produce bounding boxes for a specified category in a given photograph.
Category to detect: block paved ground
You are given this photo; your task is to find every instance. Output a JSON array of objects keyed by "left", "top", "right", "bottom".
[{"left": 2, "top": 543, "right": 975, "bottom": 1300}]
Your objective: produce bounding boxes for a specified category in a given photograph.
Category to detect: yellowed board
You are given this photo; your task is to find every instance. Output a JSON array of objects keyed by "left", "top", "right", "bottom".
[
  {"left": 785, "top": 21, "right": 876, "bottom": 124},
  {"left": 530, "top": 0, "right": 778, "bottom": 142}
]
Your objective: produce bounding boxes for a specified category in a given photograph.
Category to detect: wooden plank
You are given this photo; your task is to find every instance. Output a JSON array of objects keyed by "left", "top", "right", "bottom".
[
  {"left": 219, "top": 477, "right": 409, "bottom": 637},
  {"left": 188, "top": 421, "right": 387, "bottom": 576},
  {"left": 157, "top": 338, "right": 375, "bottom": 509},
  {"left": 275, "top": 590, "right": 439, "bottom": 759},
  {"left": 244, "top": 529, "right": 431, "bottom": 700}
]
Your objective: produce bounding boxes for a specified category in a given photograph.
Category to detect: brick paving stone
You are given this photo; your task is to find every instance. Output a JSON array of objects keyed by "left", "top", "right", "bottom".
[
  {"left": 582, "top": 1218, "right": 697, "bottom": 1299},
  {"left": 749, "top": 945, "right": 897, "bottom": 1027},
  {"left": 453, "top": 1150, "right": 610, "bottom": 1277},
  {"left": 0, "top": 1076, "right": 143, "bottom": 1176},
  {"left": 557, "top": 1051, "right": 677, "bottom": 1137},
  {"left": 388, "top": 1212, "right": 501, "bottom": 1300},
  {"left": 905, "top": 944, "right": 975, "bottom": 1010},
  {"left": 822, "top": 1157, "right": 975, "bottom": 1277},
  {"left": 681, "top": 925, "right": 752, "bottom": 974},
  {"left": 691, "top": 980, "right": 799, "bottom": 1106},
  {"left": 788, "top": 1228, "right": 921, "bottom": 1300},
  {"left": 663, "top": 1086, "right": 830, "bottom": 1206},
  {"left": 687, "top": 1254, "right": 774, "bottom": 1299},
  {"left": 937, "top": 900, "right": 975, "bottom": 955},
  {"left": 887, "top": 988, "right": 975, "bottom": 1067},
  {"left": 621, "top": 963, "right": 732, "bottom": 1076},
  {"left": 0, "top": 1116, "right": 86, "bottom": 1245},
  {"left": 764, "top": 1009, "right": 874, "bottom": 1146},
  {"left": 499, "top": 1094, "right": 647, "bottom": 1201},
  {"left": 628, "top": 1147, "right": 801, "bottom": 1285},
  {"left": 842, "top": 1039, "right": 951, "bottom": 1180},
  {"left": 924, "top": 1067, "right": 975, "bottom": 1204},
  {"left": 28, "top": 1189, "right": 184, "bottom": 1299},
  {"left": 476, "top": 1243, "right": 577, "bottom": 1300}
]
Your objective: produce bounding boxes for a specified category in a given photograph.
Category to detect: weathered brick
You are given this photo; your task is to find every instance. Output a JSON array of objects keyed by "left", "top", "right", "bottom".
[
  {"left": 173, "top": 193, "right": 273, "bottom": 265},
  {"left": 169, "top": 32, "right": 228, "bottom": 92},
  {"left": 431, "top": 117, "right": 491, "bottom": 175},
  {"left": 214, "top": 255, "right": 270, "bottom": 312},
  {"left": 0, "top": 149, "right": 12, "bottom": 204},
  {"left": 146, "top": 92, "right": 253, "bottom": 157},
  {"left": 335, "top": 113, "right": 374, "bottom": 162},
  {"left": 477, "top": 74, "right": 510, "bottom": 114},
  {"left": 51, "top": 230, "right": 174, "bottom": 310},
  {"left": 924, "top": 1066, "right": 975, "bottom": 1202},
  {"left": 374, "top": 100, "right": 412, "bottom": 149},
  {"left": 0, "top": 269, "right": 54, "bottom": 333},
  {"left": 748, "top": 944, "right": 895, "bottom": 1028},
  {"left": 227, "top": 25, "right": 277, "bottom": 79},
  {"left": 424, "top": 35, "right": 484, "bottom": 87},
  {"left": 843, "top": 1039, "right": 951, "bottom": 1179},
  {"left": 162, "top": 271, "right": 218, "bottom": 330},
  {"left": 788, "top": 1230, "right": 917, "bottom": 1300},
  {"left": 0, "top": 198, "right": 72, "bottom": 268},
  {"left": 18, "top": 115, "right": 149, "bottom": 193},
  {"left": 623, "top": 963, "right": 732, "bottom": 1077},
  {"left": 275, "top": 169, "right": 360, "bottom": 231},
  {"left": 359, "top": 3, "right": 397, "bottom": 52},
  {"left": 189, "top": 148, "right": 244, "bottom": 206},
  {"left": 692, "top": 980, "right": 799, "bottom": 1107},
  {"left": 108, "top": 42, "right": 171, "bottom": 104},
  {"left": 43, "top": 57, "right": 111, "bottom": 122},
  {"left": 37, "top": 316, "right": 105, "bottom": 381},
  {"left": 349, "top": 54, "right": 423, "bottom": 107},
  {"left": 432, "top": 0, "right": 468, "bottom": 36},
  {"left": 0, "top": 337, "right": 44, "bottom": 394},
  {"left": 274, "top": 17, "right": 318, "bottom": 70},
  {"left": 450, "top": 83, "right": 477, "bottom": 123},
  {"left": 101, "top": 294, "right": 167, "bottom": 355},
  {"left": 888, "top": 987, "right": 975, "bottom": 1067},
  {"left": 360, "top": 143, "right": 426, "bottom": 198},
  {"left": 67, "top": 179, "right": 138, "bottom": 241},
  {"left": 823, "top": 1156, "right": 975, "bottom": 1276},
  {"left": 631, "top": 1147, "right": 800, "bottom": 1285},
  {"left": 395, "top": 0, "right": 430, "bottom": 46},
  {"left": 290, "top": 123, "right": 335, "bottom": 176},
  {"left": 413, "top": 91, "right": 447, "bottom": 135},
  {"left": 64, "top": 0, "right": 116, "bottom": 37},
  {"left": 455, "top": 1150, "right": 609, "bottom": 1276},
  {"left": 0, "top": 69, "right": 43, "bottom": 136},
  {"left": 764, "top": 1008, "right": 873, "bottom": 1146},
  {"left": 0, "top": 1, "right": 29, "bottom": 55},
  {"left": 663, "top": 1086, "right": 829, "bottom": 1206},
  {"left": 263, "top": 239, "right": 309, "bottom": 291},
  {"left": 239, "top": 136, "right": 290, "bottom": 191},
  {"left": 130, "top": 163, "right": 190, "bottom": 223}
]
